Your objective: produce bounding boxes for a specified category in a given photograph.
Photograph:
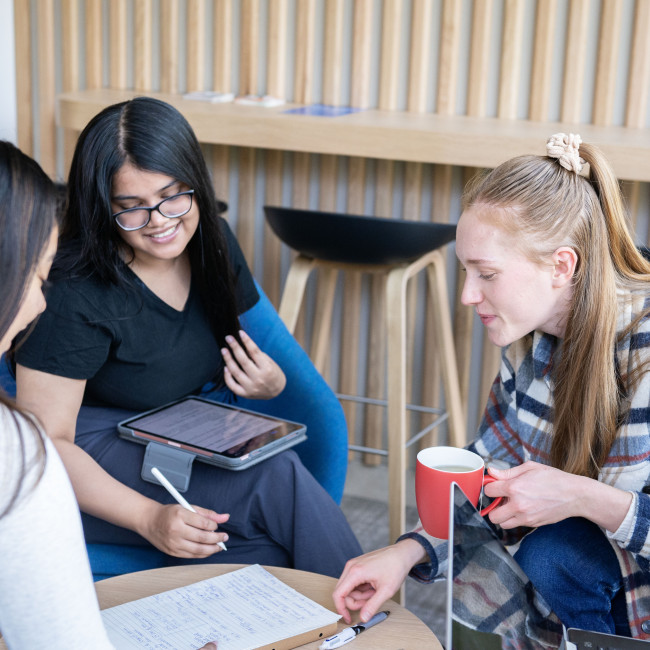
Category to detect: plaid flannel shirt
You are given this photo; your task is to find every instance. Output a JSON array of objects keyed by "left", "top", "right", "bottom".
[{"left": 400, "top": 289, "right": 650, "bottom": 640}]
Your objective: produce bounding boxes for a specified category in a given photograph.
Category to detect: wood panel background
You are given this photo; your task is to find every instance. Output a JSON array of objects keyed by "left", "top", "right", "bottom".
[{"left": 13, "top": 0, "right": 650, "bottom": 460}]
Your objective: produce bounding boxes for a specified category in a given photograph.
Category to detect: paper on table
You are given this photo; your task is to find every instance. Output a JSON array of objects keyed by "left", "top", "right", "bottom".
[{"left": 101, "top": 564, "right": 341, "bottom": 650}]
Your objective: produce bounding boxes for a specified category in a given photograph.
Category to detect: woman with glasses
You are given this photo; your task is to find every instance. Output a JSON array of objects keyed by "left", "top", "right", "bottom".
[{"left": 14, "top": 97, "right": 361, "bottom": 577}]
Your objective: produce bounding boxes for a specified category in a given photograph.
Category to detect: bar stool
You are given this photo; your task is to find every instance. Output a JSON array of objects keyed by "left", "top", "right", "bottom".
[{"left": 264, "top": 206, "right": 467, "bottom": 548}]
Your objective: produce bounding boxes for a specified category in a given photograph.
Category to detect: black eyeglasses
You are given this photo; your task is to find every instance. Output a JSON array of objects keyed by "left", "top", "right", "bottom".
[{"left": 112, "top": 190, "right": 195, "bottom": 231}]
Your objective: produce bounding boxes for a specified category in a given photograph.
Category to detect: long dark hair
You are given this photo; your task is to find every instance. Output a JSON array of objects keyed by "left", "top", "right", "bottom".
[
  {"left": 0, "top": 140, "right": 59, "bottom": 517},
  {"left": 56, "top": 96, "right": 241, "bottom": 347}
]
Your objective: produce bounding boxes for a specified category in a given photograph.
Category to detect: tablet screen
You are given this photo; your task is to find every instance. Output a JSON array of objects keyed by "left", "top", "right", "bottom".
[{"left": 122, "top": 397, "right": 304, "bottom": 458}]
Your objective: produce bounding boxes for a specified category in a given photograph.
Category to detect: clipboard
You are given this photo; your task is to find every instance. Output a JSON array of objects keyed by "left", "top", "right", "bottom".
[
  {"left": 250, "top": 622, "right": 337, "bottom": 650},
  {"left": 100, "top": 564, "right": 341, "bottom": 649}
]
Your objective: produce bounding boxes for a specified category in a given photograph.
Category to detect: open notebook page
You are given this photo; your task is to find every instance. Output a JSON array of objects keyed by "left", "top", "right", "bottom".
[{"left": 101, "top": 564, "right": 341, "bottom": 650}]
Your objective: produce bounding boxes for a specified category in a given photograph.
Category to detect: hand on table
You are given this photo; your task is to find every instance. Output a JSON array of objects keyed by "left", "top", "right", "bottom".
[
  {"left": 332, "top": 539, "right": 427, "bottom": 624},
  {"left": 141, "top": 502, "right": 230, "bottom": 558},
  {"left": 221, "top": 330, "right": 286, "bottom": 399}
]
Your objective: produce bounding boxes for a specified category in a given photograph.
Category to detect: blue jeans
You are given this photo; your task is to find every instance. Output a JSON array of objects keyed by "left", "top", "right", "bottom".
[{"left": 514, "top": 517, "right": 630, "bottom": 636}]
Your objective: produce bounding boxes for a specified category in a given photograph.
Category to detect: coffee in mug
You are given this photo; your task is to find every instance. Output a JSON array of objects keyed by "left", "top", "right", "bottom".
[{"left": 415, "top": 446, "right": 502, "bottom": 539}]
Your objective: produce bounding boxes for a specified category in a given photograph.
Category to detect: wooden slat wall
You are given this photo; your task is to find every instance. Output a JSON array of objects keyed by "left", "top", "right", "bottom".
[
  {"left": 420, "top": 0, "right": 462, "bottom": 448},
  {"left": 12, "top": 0, "right": 650, "bottom": 446},
  {"left": 61, "top": 0, "right": 80, "bottom": 171},
  {"left": 624, "top": 0, "right": 650, "bottom": 233},
  {"left": 36, "top": 0, "right": 56, "bottom": 176}
]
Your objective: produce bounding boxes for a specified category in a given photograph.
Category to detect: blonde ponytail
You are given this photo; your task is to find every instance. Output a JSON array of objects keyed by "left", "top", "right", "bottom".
[{"left": 465, "top": 138, "right": 650, "bottom": 478}]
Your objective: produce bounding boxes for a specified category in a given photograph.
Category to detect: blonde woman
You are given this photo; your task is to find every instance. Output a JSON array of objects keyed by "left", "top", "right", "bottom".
[{"left": 333, "top": 134, "right": 650, "bottom": 639}]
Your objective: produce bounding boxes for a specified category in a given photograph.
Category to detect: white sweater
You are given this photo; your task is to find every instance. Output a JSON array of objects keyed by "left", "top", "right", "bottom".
[{"left": 0, "top": 405, "right": 114, "bottom": 649}]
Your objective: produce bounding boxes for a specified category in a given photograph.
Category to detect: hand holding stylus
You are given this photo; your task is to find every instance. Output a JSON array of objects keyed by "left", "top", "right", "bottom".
[{"left": 151, "top": 466, "right": 228, "bottom": 551}]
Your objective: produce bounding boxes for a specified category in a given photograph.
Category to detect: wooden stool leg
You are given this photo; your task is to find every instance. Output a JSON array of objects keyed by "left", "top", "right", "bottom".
[
  {"left": 278, "top": 255, "right": 316, "bottom": 333},
  {"left": 310, "top": 267, "right": 339, "bottom": 374},
  {"left": 386, "top": 266, "right": 408, "bottom": 605},
  {"left": 426, "top": 252, "right": 467, "bottom": 447}
]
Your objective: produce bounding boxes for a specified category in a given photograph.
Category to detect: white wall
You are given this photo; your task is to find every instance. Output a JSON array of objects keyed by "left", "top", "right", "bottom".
[{"left": 0, "top": 1, "right": 17, "bottom": 144}]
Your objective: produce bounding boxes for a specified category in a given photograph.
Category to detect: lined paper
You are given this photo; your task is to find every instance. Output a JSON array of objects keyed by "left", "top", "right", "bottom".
[{"left": 101, "top": 564, "right": 341, "bottom": 649}]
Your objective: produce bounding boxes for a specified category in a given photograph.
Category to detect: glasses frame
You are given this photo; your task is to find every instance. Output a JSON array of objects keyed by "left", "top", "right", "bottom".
[{"left": 112, "top": 189, "right": 195, "bottom": 231}]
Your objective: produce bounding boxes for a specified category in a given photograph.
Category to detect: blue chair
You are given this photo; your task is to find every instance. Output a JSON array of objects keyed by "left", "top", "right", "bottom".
[
  {"left": 214, "top": 280, "right": 349, "bottom": 501},
  {"left": 0, "top": 356, "right": 15, "bottom": 396},
  {"left": 3, "top": 281, "right": 348, "bottom": 580}
]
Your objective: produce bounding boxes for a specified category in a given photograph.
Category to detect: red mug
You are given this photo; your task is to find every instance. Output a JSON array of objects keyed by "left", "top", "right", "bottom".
[{"left": 415, "top": 446, "right": 502, "bottom": 539}]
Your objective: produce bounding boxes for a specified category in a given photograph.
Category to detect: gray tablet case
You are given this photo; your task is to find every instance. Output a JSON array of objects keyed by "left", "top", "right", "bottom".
[{"left": 118, "top": 396, "right": 307, "bottom": 492}]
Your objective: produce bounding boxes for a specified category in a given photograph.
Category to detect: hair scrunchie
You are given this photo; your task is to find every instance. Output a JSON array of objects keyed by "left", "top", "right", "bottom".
[{"left": 546, "top": 132, "right": 585, "bottom": 174}]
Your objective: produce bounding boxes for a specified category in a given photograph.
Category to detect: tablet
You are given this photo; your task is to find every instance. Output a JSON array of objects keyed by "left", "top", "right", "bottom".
[{"left": 118, "top": 396, "right": 307, "bottom": 471}]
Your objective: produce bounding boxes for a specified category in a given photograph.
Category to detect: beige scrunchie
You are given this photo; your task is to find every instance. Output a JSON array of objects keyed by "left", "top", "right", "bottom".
[{"left": 546, "top": 132, "right": 585, "bottom": 174}]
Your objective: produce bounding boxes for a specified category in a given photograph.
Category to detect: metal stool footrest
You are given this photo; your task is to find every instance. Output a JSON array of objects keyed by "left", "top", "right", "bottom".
[{"left": 346, "top": 411, "right": 449, "bottom": 456}]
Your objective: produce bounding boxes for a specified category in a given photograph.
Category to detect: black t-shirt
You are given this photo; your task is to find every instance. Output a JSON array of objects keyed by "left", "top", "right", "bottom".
[{"left": 16, "top": 219, "right": 259, "bottom": 411}]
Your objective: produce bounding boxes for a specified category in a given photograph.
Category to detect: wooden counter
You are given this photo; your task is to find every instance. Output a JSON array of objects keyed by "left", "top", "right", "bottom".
[{"left": 58, "top": 89, "right": 650, "bottom": 182}]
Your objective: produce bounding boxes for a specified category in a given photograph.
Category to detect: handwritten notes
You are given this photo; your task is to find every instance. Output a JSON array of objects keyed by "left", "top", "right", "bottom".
[{"left": 101, "top": 564, "right": 340, "bottom": 650}]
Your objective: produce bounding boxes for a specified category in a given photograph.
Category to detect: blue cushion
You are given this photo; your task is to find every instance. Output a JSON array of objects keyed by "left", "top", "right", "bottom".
[
  {"left": 85, "top": 543, "right": 166, "bottom": 581},
  {"left": 0, "top": 356, "right": 16, "bottom": 398},
  {"left": 233, "top": 281, "right": 349, "bottom": 503}
]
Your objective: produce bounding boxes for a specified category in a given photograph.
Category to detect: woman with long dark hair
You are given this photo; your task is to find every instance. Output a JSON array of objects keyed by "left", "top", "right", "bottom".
[
  {"left": 0, "top": 140, "right": 115, "bottom": 647},
  {"left": 0, "top": 140, "right": 221, "bottom": 649},
  {"left": 15, "top": 97, "right": 360, "bottom": 577}
]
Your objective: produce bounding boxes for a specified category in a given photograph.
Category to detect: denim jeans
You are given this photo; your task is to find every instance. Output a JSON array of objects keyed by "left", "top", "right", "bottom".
[{"left": 514, "top": 517, "right": 630, "bottom": 636}]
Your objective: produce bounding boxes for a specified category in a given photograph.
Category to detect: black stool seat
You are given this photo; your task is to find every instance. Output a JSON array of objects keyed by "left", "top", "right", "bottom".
[{"left": 264, "top": 206, "right": 457, "bottom": 265}]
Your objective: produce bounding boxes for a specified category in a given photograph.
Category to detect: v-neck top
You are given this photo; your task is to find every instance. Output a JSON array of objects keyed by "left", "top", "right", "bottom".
[{"left": 16, "top": 218, "right": 259, "bottom": 411}]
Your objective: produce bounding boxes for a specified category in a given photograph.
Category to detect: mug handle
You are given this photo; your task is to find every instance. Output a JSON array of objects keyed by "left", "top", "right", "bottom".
[{"left": 479, "top": 475, "right": 503, "bottom": 516}]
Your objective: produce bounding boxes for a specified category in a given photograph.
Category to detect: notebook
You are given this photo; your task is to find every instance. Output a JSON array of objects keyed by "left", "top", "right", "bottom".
[
  {"left": 445, "top": 484, "right": 650, "bottom": 649},
  {"left": 100, "top": 564, "right": 340, "bottom": 650}
]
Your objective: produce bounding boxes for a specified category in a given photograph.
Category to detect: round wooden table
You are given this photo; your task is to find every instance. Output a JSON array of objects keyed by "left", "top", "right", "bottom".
[{"left": 95, "top": 563, "right": 443, "bottom": 649}]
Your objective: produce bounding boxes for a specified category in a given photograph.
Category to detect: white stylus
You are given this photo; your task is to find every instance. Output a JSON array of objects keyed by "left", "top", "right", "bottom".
[{"left": 151, "top": 466, "right": 227, "bottom": 551}]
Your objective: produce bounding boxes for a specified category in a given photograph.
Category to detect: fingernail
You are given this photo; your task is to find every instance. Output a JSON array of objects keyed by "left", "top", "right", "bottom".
[
  {"left": 226, "top": 335, "right": 234, "bottom": 343},
  {"left": 360, "top": 611, "right": 369, "bottom": 623}
]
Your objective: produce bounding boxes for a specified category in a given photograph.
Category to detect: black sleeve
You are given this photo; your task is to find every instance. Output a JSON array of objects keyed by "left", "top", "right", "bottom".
[
  {"left": 15, "top": 280, "right": 114, "bottom": 380},
  {"left": 219, "top": 217, "right": 260, "bottom": 314}
]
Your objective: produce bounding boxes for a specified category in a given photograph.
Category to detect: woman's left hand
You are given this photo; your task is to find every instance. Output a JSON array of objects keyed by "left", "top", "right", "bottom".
[
  {"left": 484, "top": 461, "right": 633, "bottom": 533},
  {"left": 483, "top": 461, "right": 588, "bottom": 529},
  {"left": 221, "top": 330, "right": 286, "bottom": 399}
]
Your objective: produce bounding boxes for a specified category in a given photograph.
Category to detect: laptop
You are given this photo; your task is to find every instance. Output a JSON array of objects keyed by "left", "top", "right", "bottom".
[{"left": 445, "top": 483, "right": 650, "bottom": 649}]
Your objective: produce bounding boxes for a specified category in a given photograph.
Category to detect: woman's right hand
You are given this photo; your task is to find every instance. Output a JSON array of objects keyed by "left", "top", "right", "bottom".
[
  {"left": 16, "top": 366, "right": 231, "bottom": 558},
  {"left": 332, "top": 539, "right": 427, "bottom": 623},
  {"left": 140, "top": 502, "right": 230, "bottom": 558}
]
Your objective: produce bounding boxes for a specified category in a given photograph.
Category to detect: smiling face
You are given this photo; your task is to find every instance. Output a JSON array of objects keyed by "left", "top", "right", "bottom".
[
  {"left": 456, "top": 205, "right": 575, "bottom": 347},
  {"left": 111, "top": 162, "right": 199, "bottom": 269},
  {"left": 0, "top": 226, "right": 58, "bottom": 355}
]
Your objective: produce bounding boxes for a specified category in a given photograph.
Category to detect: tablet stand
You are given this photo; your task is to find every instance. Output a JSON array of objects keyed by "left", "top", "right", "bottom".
[{"left": 141, "top": 442, "right": 196, "bottom": 492}]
